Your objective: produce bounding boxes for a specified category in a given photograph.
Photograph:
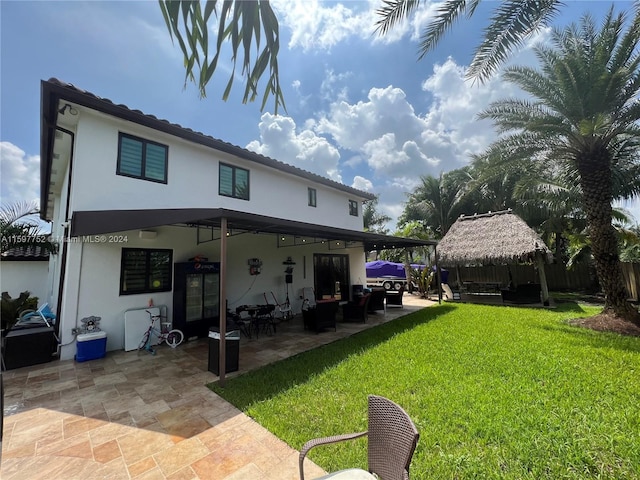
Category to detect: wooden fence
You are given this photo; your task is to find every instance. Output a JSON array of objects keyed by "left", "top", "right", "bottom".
[
  {"left": 447, "top": 262, "right": 640, "bottom": 301},
  {"left": 621, "top": 263, "right": 640, "bottom": 302}
]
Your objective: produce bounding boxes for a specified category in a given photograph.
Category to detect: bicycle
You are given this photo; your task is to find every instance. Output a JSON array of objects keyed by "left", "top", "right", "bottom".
[{"left": 138, "top": 310, "right": 184, "bottom": 355}]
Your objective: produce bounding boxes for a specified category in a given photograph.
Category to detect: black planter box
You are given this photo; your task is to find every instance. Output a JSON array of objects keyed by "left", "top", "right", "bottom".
[{"left": 2, "top": 326, "right": 57, "bottom": 370}]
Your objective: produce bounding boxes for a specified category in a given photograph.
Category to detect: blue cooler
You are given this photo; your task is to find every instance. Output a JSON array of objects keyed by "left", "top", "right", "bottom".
[{"left": 76, "top": 331, "right": 107, "bottom": 362}]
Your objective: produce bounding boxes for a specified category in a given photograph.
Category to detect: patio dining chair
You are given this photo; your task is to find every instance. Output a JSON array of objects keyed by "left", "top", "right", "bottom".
[
  {"left": 264, "top": 292, "right": 293, "bottom": 321},
  {"left": 299, "top": 395, "right": 419, "bottom": 480},
  {"left": 254, "top": 304, "right": 276, "bottom": 337}
]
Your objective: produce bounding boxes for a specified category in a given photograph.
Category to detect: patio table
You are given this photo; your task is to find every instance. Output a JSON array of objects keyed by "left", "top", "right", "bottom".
[{"left": 235, "top": 304, "right": 275, "bottom": 338}]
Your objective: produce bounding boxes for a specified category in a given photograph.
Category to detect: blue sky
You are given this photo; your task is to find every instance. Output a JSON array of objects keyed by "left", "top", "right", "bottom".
[{"left": 1, "top": 0, "right": 637, "bottom": 230}]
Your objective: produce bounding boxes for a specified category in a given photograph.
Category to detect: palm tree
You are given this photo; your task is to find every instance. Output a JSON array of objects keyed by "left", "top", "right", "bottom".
[
  {"left": 161, "top": 2, "right": 640, "bottom": 110},
  {"left": 380, "top": 220, "right": 434, "bottom": 264},
  {"left": 477, "top": 8, "right": 640, "bottom": 324},
  {"left": 363, "top": 195, "right": 391, "bottom": 234},
  {"left": 159, "top": 0, "right": 284, "bottom": 112},
  {"left": 0, "top": 201, "right": 55, "bottom": 255},
  {"left": 162, "top": 0, "right": 561, "bottom": 108},
  {"left": 375, "top": 0, "right": 564, "bottom": 83},
  {"left": 399, "top": 168, "right": 472, "bottom": 237}
]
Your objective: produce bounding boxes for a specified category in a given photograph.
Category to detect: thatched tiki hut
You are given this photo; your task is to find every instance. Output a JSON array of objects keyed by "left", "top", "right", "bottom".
[{"left": 437, "top": 210, "right": 553, "bottom": 305}]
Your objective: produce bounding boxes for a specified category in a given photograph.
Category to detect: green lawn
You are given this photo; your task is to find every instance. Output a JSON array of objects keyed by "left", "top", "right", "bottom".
[{"left": 209, "top": 302, "right": 640, "bottom": 479}]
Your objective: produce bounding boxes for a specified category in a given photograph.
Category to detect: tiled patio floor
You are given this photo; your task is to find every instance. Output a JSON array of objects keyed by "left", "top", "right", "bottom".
[{"left": 1, "top": 295, "right": 435, "bottom": 479}]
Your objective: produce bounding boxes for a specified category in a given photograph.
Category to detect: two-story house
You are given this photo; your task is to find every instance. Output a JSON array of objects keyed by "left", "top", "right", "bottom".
[{"left": 40, "top": 78, "right": 434, "bottom": 361}]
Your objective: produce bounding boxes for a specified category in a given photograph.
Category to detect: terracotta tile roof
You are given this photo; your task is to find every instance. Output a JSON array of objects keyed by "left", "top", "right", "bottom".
[{"left": 1, "top": 244, "right": 49, "bottom": 261}]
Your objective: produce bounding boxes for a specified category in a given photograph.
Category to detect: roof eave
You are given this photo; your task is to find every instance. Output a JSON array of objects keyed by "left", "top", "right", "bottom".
[{"left": 39, "top": 79, "right": 376, "bottom": 206}]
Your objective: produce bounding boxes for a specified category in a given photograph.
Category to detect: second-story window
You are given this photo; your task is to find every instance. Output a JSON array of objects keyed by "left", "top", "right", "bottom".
[
  {"left": 117, "top": 133, "right": 168, "bottom": 183},
  {"left": 219, "top": 163, "right": 250, "bottom": 200},
  {"left": 308, "top": 187, "right": 317, "bottom": 207},
  {"left": 349, "top": 199, "right": 359, "bottom": 216}
]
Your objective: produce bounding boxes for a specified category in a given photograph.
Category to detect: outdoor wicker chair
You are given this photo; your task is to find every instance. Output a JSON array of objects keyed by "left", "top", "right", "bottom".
[
  {"left": 342, "top": 294, "right": 371, "bottom": 323},
  {"left": 299, "top": 395, "right": 419, "bottom": 480},
  {"left": 367, "top": 288, "right": 386, "bottom": 314}
]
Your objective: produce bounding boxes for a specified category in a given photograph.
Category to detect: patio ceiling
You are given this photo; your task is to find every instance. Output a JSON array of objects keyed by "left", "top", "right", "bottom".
[{"left": 70, "top": 208, "right": 437, "bottom": 251}]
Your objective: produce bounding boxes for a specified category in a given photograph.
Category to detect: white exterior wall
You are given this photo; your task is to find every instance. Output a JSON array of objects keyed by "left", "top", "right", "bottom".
[
  {"left": 0, "top": 261, "right": 49, "bottom": 302},
  {"left": 48, "top": 107, "right": 373, "bottom": 361},
  {"left": 56, "top": 224, "right": 366, "bottom": 360},
  {"left": 69, "top": 111, "right": 364, "bottom": 230}
]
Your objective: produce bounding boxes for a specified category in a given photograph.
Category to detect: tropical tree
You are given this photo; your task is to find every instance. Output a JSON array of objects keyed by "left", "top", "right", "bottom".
[
  {"left": 159, "top": 0, "right": 284, "bottom": 112},
  {"left": 363, "top": 195, "right": 391, "bottom": 234},
  {"left": 0, "top": 201, "right": 54, "bottom": 255},
  {"left": 160, "top": 0, "right": 564, "bottom": 108},
  {"left": 375, "top": 0, "right": 564, "bottom": 83},
  {"left": 380, "top": 220, "right": 435, "bottom": 263},
  {"left": 161, "top": 2, "right": 640, "bottom": 110},
  {"left": 476, "top": 8, "right": 640, "bottom": 324},
  {"left": 619, "top": 223, "right": 640, "bottom": 262},
  {"left": 399, "top": 168, "right": 473, "bottom": 237}
]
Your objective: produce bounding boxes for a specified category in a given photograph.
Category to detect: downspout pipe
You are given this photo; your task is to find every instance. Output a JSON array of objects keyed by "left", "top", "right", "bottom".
[{"left": 54, "top": 126, "right": 76, "bottom": 341}]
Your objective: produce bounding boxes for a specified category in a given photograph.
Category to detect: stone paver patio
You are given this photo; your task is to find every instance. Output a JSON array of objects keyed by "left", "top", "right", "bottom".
[{"left": 1, "top": 294, "right": 435, "bottom": 479}]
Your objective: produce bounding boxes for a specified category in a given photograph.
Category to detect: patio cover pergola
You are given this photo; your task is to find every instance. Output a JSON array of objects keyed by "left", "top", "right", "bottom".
[
  {"left": 436, "top": 210, "right": 553, "bottom": 305},
  {"left": 70, "top": 208, "right": 438, "bottom": 251},
  {"left": 70, "top": 207, "right": 437, "bottom": 385}
]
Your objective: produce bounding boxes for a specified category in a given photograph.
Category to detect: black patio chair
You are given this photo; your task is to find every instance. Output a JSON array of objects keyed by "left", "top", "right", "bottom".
[
  {"left": 254, "top": 304, "right": 276, "bottom": 337},
  {"left": 342, "top": 294, "right": 371, "bottom": 323}
]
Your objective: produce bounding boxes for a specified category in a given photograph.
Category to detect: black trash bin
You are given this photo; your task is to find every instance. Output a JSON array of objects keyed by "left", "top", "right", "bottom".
[{"left": 208, "top": 327, "right": 240, "bottom": 375}]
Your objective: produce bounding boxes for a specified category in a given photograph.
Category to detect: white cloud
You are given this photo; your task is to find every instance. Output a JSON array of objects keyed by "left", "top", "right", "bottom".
[
  {"left": 248, "top": 7, "right": 546, "bottom": 230},
  {"left": 352, "top": 175, "right": 372, "bottom": 192},
  {"left": 320, "top": 69, "right": 353, "bottom": 102},
  {"left": 308, "top": 57, "right": 532, "bottom": 229},
  {"left": 271, "top": 0, "right": 379, "bottom": 51},
  {"left": 0, "top": 142, "right": 41, "bottom": 207},
  {"left": 246, "top": 113, "right": 342, "bottom": 182},
  {"left": 316, "top": 86, "right": 429, "bottom": 170},
  {"left": 271, "top": 0, "right": 441, "bottom": 50}
]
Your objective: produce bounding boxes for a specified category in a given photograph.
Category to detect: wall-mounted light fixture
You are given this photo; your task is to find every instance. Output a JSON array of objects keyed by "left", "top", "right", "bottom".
[
  {"left": 139, "top": 230, "right": 157, "bottom": 240},
  {"left": 58, "top": 103, "right": 78, "bottom": 116}
]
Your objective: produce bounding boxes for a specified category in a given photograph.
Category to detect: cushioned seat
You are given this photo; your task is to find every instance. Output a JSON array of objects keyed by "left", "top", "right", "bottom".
[
  {"left": 367, "top": 288, "right": 386, "bottom": 313},
  {"left": 342, "top": 294, "right": 371, "bottom": 322},
  {"left": 303, "top": 300, "right": 338, "bottom": 333},
  {"left": 314, "top": 469, "right": 376, "bottom": 479}
]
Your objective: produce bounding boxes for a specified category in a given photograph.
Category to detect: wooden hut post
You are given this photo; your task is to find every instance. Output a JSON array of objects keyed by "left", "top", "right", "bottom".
[{"left": 535, "top": 252, "right": 550, "bottom": 306}]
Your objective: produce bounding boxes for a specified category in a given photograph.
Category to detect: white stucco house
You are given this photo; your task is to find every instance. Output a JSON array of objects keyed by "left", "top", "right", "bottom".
[{"left": 40, "top": 78, "right": 435, "bottom": 362}]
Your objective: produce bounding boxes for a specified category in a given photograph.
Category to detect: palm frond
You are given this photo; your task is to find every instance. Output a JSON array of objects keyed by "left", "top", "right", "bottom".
[
  {"left": 375, "top": 0, "right": 422, "bottom": 36},
  {"left": 0, "top": 200, "right": 40, "bottom": 227},
  {"left": 417, "top": 0, "right": 480, "bottom": 59},
  {"left": 158, "top": 0, "right": 285, "bottom": 113},
  {"left": 468, "top": 0, "right": 561, "bottom": 83}
]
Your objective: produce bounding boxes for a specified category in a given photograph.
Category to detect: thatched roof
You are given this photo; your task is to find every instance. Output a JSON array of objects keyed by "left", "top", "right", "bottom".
[{"left": 437, "top": 210, "right": 552, "bottom": 266}]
